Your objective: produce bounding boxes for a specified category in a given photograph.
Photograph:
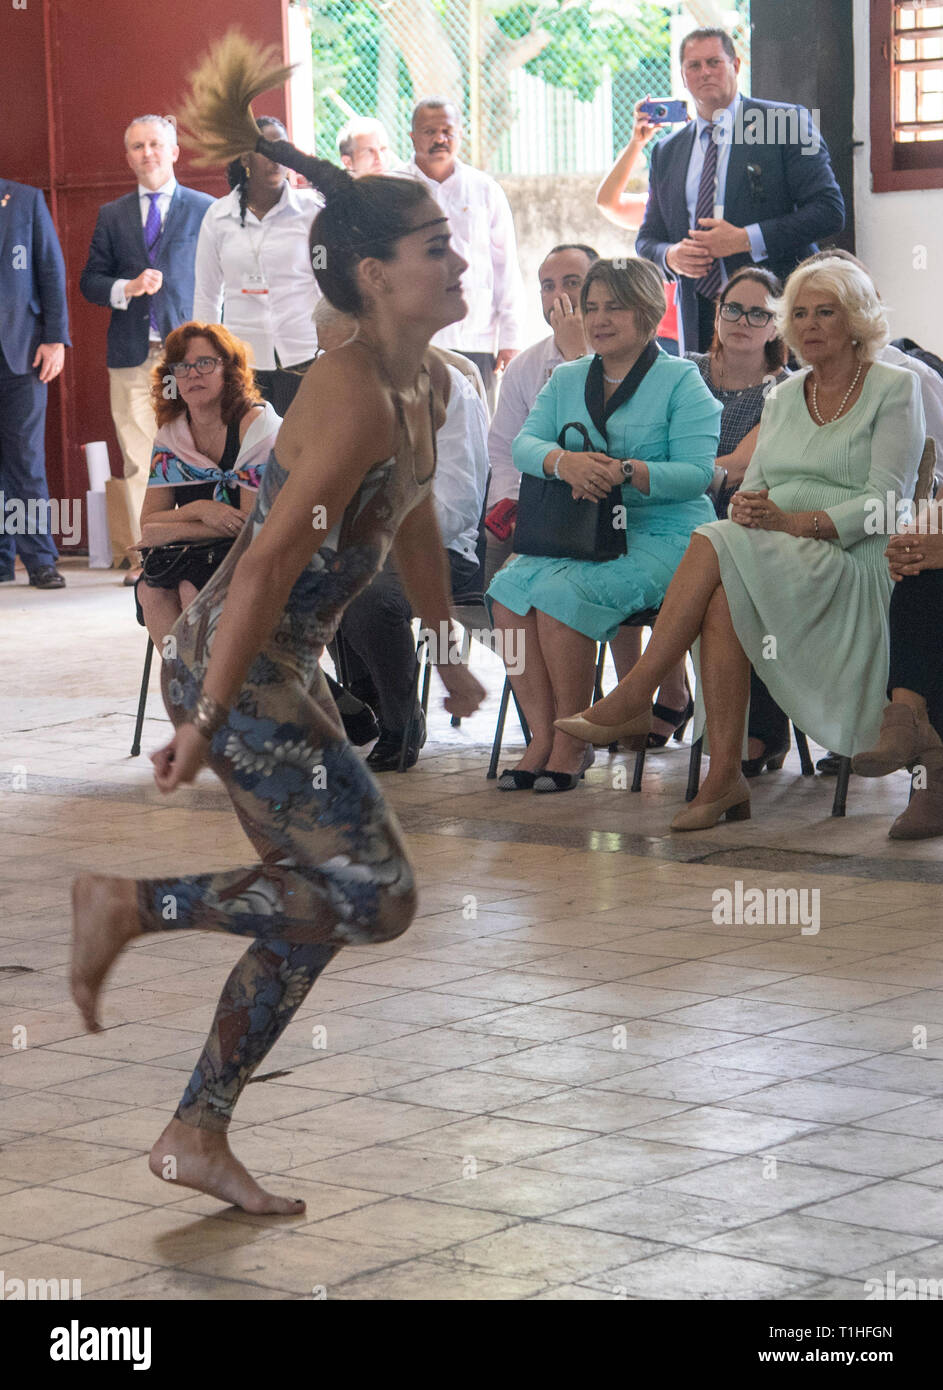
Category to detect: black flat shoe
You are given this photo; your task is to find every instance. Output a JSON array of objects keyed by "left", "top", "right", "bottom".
[
  {"left": 497, "top": 767, "right": 544, "bottom": 790},
  {"left": 816, "top": 752, "right": 841, "bottom": 776},
  {"left": 532, "top": 747, "right": 594, "bottom": 793},
  {"left": 742, "top": 738, "right": 790, "bottom": 778},
  {"left": 647, "top": 697, "right": 695, "bottom": 748},
  {"left": 29, "top": 565, "right": 65, "bottom": 589}
]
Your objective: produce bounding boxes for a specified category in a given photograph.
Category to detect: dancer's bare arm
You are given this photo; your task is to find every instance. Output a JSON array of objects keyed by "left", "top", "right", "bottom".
[{"left": 199, "top": 354, "right": 395, "bottom": 711}]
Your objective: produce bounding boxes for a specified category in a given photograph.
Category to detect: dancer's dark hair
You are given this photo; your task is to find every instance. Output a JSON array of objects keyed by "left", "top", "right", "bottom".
[
  {"left": 226, "top": 114, "right": 287, "bottom": 227},
  {"left": 180, "top": 31, "right": 435, "bottom": 315}
]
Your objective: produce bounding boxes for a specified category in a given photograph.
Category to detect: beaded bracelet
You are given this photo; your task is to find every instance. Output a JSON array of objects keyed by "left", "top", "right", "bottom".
[
  {"left": 191, "top": 691, "right": 229, "bottom": 740},
  {"left": 551, "top": 450, "right": 566, "bottom": 480},
  {"left": 812, "top": 512, "right": 820, "bottom": 540}
]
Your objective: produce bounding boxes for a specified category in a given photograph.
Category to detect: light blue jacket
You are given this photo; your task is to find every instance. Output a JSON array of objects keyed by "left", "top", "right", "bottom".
[{"left": 512, "top": 349, "right": 722, "bottom": 535}]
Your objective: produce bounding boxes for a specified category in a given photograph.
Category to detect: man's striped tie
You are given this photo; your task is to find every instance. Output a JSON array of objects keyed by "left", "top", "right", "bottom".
[{"left": 693, "top": 125, "right": 722, "bottom": 302}]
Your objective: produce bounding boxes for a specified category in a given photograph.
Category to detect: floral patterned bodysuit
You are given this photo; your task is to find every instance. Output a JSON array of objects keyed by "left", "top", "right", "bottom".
[{"left": 134, "top": 376, "right": 436, "bottom": 1131}]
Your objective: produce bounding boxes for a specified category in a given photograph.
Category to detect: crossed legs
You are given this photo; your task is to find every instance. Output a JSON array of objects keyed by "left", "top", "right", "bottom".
[{"left": 573, "top": 535, "right": 750, "bottom": 804}]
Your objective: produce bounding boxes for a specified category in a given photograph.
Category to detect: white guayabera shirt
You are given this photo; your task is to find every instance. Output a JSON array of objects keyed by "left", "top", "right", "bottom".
[
  {"left": 487, "top": 334, "right": 568, "bottom": 504},
  {"left": 192, "top": 183, "right": 323, "bottom": 370},
  {"left": 406, "top": 158, "right": 527, "bottom": 355}
]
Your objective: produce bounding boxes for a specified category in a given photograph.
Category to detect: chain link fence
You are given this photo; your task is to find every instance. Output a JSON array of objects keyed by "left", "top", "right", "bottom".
[{"left": 309, "top": 0, "right": 751, "bottom": 175}]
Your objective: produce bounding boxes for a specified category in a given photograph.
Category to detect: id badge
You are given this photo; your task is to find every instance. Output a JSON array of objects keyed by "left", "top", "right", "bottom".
[{"left": 241, "top": 273, "right": 269, "bottom": 295}]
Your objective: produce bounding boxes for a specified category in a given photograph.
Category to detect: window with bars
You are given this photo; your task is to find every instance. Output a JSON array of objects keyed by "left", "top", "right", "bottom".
[{"left": 871, "top": 0, "right": 943, "bottom": 190}]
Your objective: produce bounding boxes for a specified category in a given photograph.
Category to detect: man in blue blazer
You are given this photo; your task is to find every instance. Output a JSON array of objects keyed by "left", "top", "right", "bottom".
[
  {"left": 0, "top": 178, "right": 71, "bottom": 589},
  {"left": 80, "top": 115, "right": 212, "bottom": 570},
  {"left": 636, "top": 27, "right": 845, "bottom": 353}
]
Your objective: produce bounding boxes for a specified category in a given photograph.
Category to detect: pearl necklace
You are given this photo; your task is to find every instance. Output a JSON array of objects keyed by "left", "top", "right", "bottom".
[
  {"left": 602, "top": 372, "right": 623, "bottom": 385},
  {"left": 811, "top": 361, "right": 863, "bottom": 425}
]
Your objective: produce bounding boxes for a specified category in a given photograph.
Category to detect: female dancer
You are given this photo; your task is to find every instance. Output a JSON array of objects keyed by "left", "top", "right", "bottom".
[{"left": 69, "top": 34, "right": 484, "bottom": 1215}]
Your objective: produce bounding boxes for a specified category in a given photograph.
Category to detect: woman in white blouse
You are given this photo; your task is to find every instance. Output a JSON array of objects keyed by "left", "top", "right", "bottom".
[{"left": 192, "top": 115, "right": 322, "bottom": 414}]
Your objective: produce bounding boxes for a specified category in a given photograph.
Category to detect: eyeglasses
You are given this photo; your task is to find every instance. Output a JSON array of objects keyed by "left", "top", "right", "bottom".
[
  {"left": 719, "top": 302, "right": 774, "bottom": 327},
  {"left": 168, "top": 357, "right": 222, "bottom": 378}
]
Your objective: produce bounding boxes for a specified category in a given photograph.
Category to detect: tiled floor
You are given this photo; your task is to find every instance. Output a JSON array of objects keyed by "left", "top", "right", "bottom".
[{"left": 1, "top": 561, "right": 942, "bottom": 1301}]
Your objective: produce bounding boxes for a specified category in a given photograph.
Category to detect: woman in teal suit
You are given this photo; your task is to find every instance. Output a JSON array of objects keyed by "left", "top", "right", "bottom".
[{"left": 488, "top": 258, "right": 721, "bottom": 791}]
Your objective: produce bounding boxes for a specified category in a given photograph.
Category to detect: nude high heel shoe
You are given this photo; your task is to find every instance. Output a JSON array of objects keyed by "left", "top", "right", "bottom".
[
  {"left": 554, "top": 707, "right": 652, "bottom": 749},
  {"left": 670, "top": 776, "right": 752, "bottom": 831}
]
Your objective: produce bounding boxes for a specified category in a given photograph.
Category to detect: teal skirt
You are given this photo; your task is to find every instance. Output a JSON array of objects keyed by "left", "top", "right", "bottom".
[{"left": 486, "top": 530, "right": 691, "bottom": 642}]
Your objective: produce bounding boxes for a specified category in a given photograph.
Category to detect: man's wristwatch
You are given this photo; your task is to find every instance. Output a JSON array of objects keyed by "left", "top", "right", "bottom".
[{"left": 619, "top": 459, "right": 635, "bottom": 482}]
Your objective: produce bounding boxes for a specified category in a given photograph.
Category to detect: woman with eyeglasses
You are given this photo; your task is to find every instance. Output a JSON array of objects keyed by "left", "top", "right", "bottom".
[
  {"left": 135, "top": 322, "right": 280, "bottom": 649},
  {"left": 686, "top": 268, "right": 793, "bottom": 776},
  {"left": 557, "top": 257, "right": 925, "bottom": 829}
]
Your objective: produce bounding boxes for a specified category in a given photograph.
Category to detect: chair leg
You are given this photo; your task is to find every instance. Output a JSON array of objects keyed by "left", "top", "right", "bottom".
[
  {"left": 332, "top": 627, "right": 351, "bottom": 688},
  {"left": 686, "top": 736, "right": 703, "bottom": 802},
  {"left": 792, "top": 725, "right": 815, "bottom": 776},
  {"left": 131, "top": 638, "right": 155, "bottom": 757},
  {"left": 593, "top": 643, "right": 608, "bottom": 703},
  {"left": 831, "top": 756, "right": 852, "bottom": 817},
  {"left": 488, "top": 676, "right": 512, "bottom": 779},
  {"left": 398, "top": 635, "right": 427, "bottom": 772},
  {"left": 631, "top": 746, "right": 646, "bottom": 792}
]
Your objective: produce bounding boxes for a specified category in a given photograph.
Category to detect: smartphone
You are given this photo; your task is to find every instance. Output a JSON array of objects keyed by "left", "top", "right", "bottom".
[{"left": 639, "top": 99, "right": 688, "bottom": 125}]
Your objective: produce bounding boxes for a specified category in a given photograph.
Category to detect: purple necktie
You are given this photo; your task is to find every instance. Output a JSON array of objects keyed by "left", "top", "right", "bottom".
[
  {"left": 143, "top": 192, "right": 162, "bottom": 337},
  {"left": 693, "top": 125, "right": 722, "bottom": 302}
]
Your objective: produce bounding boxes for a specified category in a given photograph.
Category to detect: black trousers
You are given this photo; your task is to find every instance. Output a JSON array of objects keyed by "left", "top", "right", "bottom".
[
  {"left": 887, "top": 569, "right": 943, "bottom": 738},
  {"left": 0, "top": 344, "right": 58, "bottom": 575},
  {"left": 254, "top": 356, "right": 316, "bottom": 417},
  {"left": 460, "top": 352, "right": 496, "bottom": 410},
  {"left": 334, "top": 548, "right": 479, "bottom": 733},
  {"left": 696, "top": 292, "right": 717, "bottom": 353}
]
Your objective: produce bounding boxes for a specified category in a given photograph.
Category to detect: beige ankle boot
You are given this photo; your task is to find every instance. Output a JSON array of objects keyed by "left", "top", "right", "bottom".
[
  {"left": 852, "top": 704, "right": 941, "bottom": 778},
  {"left": 889, "top": 747, "right": 943, "bottom": 840}
]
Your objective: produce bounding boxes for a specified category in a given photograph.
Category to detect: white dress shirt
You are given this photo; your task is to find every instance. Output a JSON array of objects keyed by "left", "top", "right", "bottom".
[
  {"left": 684, "top": 95, "right": 768, "bottom": 282},
  {"left": 110, "top": 177, "right": 177, "bottom": 338},
  {"left": 192, "top": 183, "right": 323, "bottom": 370},
  {"left": 406, "top": 159, "right": 527, "bottom": 354},
  {"left": 881, "top": 344, "right": 943, "bottom": 486},
  {"left": 434, "top": 364, "right": 490, "bottom": 560},
  {"left": 487, "top": 334, "right": 567, "bottom": 504}
]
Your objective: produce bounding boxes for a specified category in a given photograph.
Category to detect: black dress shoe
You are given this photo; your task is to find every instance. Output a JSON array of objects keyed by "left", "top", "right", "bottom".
[
  {"left": 816, "top": 752, "right": 842, "bottom": 775},
  {"left": 323, "top": 672, "right": 381, "bottom": 745},
  {"left": 29, "top": 566, "right": 65, "bottom": 589},
  {"left": 366, "top": 711, "right": 426, "bottom": 772},
  {"left": 0, "top": 572, "right": 15, "bottom": 584}
]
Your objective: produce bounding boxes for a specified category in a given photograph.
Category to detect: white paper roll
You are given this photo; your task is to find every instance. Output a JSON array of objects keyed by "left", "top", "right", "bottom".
[
  {"left": 83, "top": 441, "right": 112, "bottom": 493},
  {"left": 85, "top": 489, "right": 112, "bottom": 568}
]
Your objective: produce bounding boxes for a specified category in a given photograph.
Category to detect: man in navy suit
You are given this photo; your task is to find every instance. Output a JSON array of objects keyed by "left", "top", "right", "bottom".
[
  {"left": 636, "top": 27, "right": 845, "bottom": 353},
  {"left": 80, "top": 115, "right": 212, "bottom": 573},
  {"left": 0, "top": 178, "right": 71, "bottom": 589}
]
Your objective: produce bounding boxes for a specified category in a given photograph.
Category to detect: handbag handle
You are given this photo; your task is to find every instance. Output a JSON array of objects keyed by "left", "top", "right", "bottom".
[{"left": 557, "top": 420, "right": 596, "bottom": 452}]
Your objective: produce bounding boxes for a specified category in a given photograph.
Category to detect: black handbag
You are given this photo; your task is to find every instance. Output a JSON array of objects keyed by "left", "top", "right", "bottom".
[
  {"left": 139, "top": 536, "right": 236, "bottom": 589},
  {"left": 512, "top": 422, "right": 626, "bottom": 562},
  {"left": 511, "top": 341, "right": 659, "bottom": 563}
]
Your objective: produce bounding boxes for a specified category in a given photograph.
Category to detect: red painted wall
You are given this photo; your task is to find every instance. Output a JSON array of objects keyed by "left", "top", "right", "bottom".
[{"left": 0, "top": 0, "right": 291, "bottom": 550}]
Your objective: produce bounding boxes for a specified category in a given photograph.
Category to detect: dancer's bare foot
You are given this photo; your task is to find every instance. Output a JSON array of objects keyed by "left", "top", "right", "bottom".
[
  {"left": 149, "top": 1119, "right": 305, "bottom": 1215},
  {"left": 70, "top": 874, "right": 142, "bottom": 1032}
]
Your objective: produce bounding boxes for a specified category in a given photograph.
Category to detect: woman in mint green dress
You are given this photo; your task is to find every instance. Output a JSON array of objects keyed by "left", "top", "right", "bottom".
[{"left": 556, "top": 258, "right": 925, "bottom": 828}]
